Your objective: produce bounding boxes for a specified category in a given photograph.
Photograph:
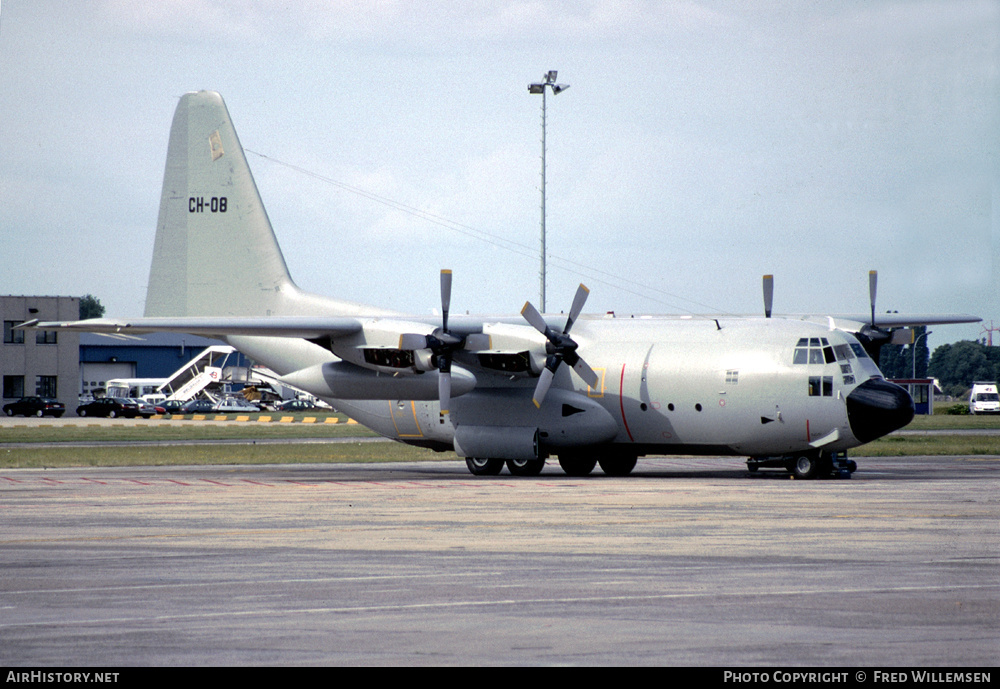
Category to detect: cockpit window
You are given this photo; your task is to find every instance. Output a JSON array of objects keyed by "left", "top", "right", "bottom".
[
  {"left": 833, "top": 344, "right": 854, "bottom": 361},
  {"left": 808, "top": 376, "right": 834, "bottom": 397},
  {"left": 793, "top": 337, "right": 836, "bottom": 365},
  {"left": 849, "top": 343, "right": 869, "bottom": 359}
]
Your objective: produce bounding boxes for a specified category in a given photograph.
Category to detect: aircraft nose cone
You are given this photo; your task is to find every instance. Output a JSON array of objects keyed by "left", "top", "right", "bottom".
[{"left": 846, "top": 378, "right": 915, "bottom": 444}]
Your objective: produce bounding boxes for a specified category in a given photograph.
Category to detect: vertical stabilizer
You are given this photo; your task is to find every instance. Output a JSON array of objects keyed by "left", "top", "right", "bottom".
[
  {"left": 145, "top": 91, "right": 292, "bottom": 317},
  {"left": 144, "top": 91, "right": 377, "bottom": 319}
]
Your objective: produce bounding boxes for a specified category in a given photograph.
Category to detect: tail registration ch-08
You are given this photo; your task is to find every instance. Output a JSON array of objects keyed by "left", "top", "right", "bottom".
[{"left": 188, "top": 196, "right": 227, "bottom": 213}]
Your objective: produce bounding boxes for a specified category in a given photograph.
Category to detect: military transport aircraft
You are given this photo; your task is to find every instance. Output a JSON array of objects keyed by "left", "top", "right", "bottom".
[{"left": 23, "top": 91, "right": 980, "bottom": 479}]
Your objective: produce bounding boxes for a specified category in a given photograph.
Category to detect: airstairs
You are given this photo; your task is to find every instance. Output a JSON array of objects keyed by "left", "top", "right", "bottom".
[
  {"left": 158, "top": 345, "right": 237, "bottom": 402},
  {"left": 230, "top": 365, "right": 310, "bottom": 403}
]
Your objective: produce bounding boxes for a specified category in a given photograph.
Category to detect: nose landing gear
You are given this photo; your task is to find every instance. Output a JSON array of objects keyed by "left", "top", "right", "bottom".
[{"left": 747, "top": 451, "right": 856, "bottom": 479}]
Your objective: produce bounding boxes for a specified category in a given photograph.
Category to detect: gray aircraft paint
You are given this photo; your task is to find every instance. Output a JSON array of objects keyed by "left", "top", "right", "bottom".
[{"left": 28, "top": 91, "right": 981, "bottom": 475}]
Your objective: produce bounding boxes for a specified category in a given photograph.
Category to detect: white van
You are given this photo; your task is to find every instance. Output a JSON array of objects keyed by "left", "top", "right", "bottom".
[{"left": 969, "top": 382, "right": 1000, "bottom": 415}]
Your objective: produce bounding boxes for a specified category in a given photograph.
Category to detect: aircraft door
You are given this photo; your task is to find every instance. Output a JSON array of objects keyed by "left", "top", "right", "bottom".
[{"left": 388, "top": 400, "right": 423, "bottom": 439}]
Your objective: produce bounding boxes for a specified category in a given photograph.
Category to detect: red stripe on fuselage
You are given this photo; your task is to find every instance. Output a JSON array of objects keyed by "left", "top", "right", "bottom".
[{"left": 620, "top": 363, "right": 634, "bottom": 442}]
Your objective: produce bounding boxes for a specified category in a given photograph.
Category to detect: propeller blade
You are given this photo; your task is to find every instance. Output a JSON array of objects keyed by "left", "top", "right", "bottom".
[
  {"left": 869, "top": 270, "right": 878, "bottom": 326},
  {"left": 440, "top": 269, "right": 452, "bottom": 333},
  {"left": 571, "top": 357, "right": 600, "bottom": 389},
  {"left": 438, "top": 369, "right": 451, "bottom": 416},
  {"left": 763, "top": 274, "right": 773, "bottom": 319},
  {"left": 521, "top": 301, "right": 549, "bottom": 336},
  {"left": 524, "top": 286, "right": 598, "bottom": 406},
  {"left": 532, "top": 367, "right": 555, "bottom": 408},
  {"left": 564, "top": 283, "right": 590, "bottom": 333}
]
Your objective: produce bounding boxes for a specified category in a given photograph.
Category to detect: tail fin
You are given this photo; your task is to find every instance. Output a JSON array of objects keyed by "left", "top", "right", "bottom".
[{"left": 144, "top": 91, "right": 372, "bottom": 318}]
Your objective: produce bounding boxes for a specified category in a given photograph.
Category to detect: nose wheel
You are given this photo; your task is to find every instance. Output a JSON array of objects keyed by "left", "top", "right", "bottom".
[
  {"left": 747, "top": 452, "right": 856, "bottom": 479},
  {"left": 789, "top": 453, "right": 830, "bottom": 479}
]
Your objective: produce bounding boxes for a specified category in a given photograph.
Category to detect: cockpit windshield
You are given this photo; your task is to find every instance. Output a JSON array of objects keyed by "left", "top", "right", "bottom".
[{"left": 793, "top": 336, "right": 869, "bottom": 365}]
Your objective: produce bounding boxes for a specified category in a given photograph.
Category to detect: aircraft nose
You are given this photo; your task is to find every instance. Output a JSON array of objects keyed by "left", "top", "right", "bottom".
[{"left": 846, "top": 378, "right": 915, "bottom": 444}]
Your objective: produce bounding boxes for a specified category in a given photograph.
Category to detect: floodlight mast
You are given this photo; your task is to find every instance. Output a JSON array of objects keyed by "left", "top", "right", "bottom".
[
  {"left": 913, "top": 330, "right": 932, "bottom": 378},
  {"left": 528, "top": 71, "right": 569, "bottom": 313}
]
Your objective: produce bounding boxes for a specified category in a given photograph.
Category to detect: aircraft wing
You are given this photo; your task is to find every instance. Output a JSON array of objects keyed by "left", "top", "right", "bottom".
[
  {"left": 813, "top": 313, "right": 981, "bottom": 328},
  {"left": 18, "top": 316, "right": 366, "bottom": 340}
]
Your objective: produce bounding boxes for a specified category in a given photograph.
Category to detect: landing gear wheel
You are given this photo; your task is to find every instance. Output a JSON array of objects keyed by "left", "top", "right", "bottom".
[
  {"left": 506, "top": 458, "right": 545, "bottom": 476},
  {"left": 599, "top": 455, "right": 638, "bottom": 477},
  {"left": 791, "top": 453, "right": 828, "bottom": 480},
  {"left": 558, "top": 454, "right": 597, "bottom": 477},
  {"left": 465, "top": 457, "right": 504, "bottom": 476}
]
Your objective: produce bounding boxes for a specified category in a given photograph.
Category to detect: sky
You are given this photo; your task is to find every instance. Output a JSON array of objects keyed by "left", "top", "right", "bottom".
[{"left": 1, "top": 1, "right": 997, "bottom": 349}]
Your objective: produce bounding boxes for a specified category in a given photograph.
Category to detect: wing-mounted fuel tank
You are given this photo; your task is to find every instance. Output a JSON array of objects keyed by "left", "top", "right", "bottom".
[
  {"left": 451, "top": 387, "right": 618, "bottom": 460},
  {"left": 279, "top": 361, "right": 477, "bottom": 400}
]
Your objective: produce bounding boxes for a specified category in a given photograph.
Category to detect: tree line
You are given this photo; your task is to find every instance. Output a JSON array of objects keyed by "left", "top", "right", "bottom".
[{"left": 879, "top": 325, "right": 1000, "bottom": 398}]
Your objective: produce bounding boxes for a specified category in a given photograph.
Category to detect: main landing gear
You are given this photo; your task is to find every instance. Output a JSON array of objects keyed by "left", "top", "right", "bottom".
[
  {"left": 746, "top": 451, "right": 857, "bottom": 479},
  {"left": 465, "top": 452, "right": 638, "bottom": 477},
  {"left": 464, "top": 457, "right": 545, "bottom": 476}
]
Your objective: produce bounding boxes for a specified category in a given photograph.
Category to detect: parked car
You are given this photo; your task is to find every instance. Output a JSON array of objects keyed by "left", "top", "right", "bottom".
[
  {"left": 76, "top": 397, "right": 141, "bottom": 418},
  {"left": 3, "top": 396, "right": 66, "bottom": 418},
  {"left": 275, "top": 399, "right": 318, "bottom": 411},
  {"left": 179, "top": 399, "right": 215, "bottom": 414},
  {"left": 212, "top": 397, "right": 260, "bottom": 413},
  {"left": 161, "top": 400, "right": 187, "bottom": 414},
  {"left": 130, "top": 399, "right": 157, "bottom": 419}
]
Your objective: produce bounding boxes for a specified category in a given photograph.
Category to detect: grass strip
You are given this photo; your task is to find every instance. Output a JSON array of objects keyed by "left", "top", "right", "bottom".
[
  {"left": 0, "top": 440, "right": 439, "bottom": 468},
  {"left": 852, "top": 434, "right": 1000, "bottom": 457},
  {"left": 0, "top": 422, "right": 377, "bottom": 444}
]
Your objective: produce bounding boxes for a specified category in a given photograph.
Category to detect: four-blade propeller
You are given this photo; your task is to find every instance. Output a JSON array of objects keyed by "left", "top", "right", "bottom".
[
  {"left": 399, "top": 270, "right": 466, "bottom": 416},
  {"left": 521, "top": 284, "right": 600, "bottom": 408},
  {"left": 402, "top": 273, "right": 599, "bottom": 413}
]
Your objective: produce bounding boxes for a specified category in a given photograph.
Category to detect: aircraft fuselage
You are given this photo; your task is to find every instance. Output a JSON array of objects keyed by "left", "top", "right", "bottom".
[{"left": 229, "top": 314, "right": 910, "bottom": 463}]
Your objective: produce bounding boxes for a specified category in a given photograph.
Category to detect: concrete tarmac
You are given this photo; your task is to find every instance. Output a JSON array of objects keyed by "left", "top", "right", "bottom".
[{"left": 1, "top": 455, "right": 997, "bottom": 666}]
